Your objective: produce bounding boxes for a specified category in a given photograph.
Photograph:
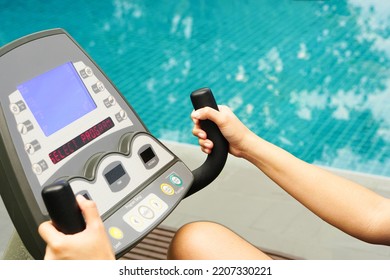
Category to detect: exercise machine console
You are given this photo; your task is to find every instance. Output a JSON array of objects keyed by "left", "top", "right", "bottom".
[{"left": 0, "top": 29, "right": 228, "bottom": 259}]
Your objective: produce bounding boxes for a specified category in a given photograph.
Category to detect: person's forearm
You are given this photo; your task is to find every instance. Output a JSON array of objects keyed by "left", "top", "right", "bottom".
[{"left": 241, "top": 132, "right": 390, "bottom": 244}]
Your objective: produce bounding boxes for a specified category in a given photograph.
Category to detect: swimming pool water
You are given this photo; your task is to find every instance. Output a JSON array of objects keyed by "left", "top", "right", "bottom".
[{"left": 1, "top": 0, "right": 390, "bottom": 177}]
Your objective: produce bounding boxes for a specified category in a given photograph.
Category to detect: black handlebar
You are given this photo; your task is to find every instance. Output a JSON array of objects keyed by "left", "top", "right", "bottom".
[
  {"left": 185, "top": 88, "right": 229, "bottom": 197},
  {"left": 41, "top": 181, "right": 86, "bottom": 234}
]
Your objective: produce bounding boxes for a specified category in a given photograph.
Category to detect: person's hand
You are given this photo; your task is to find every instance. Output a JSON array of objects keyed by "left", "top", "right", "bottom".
[
  {"left": 191, "top": 105, "right": 254, "bottom": 158},
  {"left": 38, "top": 195, "right": 115, "bottom": 260}
]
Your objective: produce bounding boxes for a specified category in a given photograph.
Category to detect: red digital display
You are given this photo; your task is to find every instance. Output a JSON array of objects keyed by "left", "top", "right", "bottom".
[{"left": 49, "top": 117, "right": 115, "bottom": 164}]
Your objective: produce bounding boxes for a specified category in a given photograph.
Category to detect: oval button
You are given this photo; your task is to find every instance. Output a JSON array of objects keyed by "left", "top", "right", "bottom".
[
  {"left": 138, "top": 205, "right": 154, "bottom": 219},
  {"left": 160, "top": 183, "right": 175, "bottom": 196},
  {"left": 108, "top": 227, "right": 124, "bottom": 240}
]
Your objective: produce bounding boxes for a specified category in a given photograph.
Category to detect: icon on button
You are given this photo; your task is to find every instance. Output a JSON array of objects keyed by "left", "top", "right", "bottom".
[
  {"left": 25, "top": 140, "right": 41, "bottom": 155},
  {"left": 150, "top": 198, "right": 162, "bottom": 210},
  {"left": 138, "top": 205, "right": 154, "bottom": 219},
  {"left": 129, "top": 216, "right": 143, "bottom": 227},
  {"left": 79, "top": 67, "right": 93, "bottom": 78},
  {"left": 17, "top": 120, "right": 33, "bottom": 135},
  {"left": 92, "top": 81, "right": 105, "bottom": 93},
  {"left": 169, "top": 174, "right": 182, "bottom": 186},
  {"left": 160, "top": 183, "right": 175, "bottom": 196}
]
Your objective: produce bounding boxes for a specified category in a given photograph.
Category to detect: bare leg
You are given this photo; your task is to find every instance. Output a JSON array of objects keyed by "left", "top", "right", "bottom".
[{"left": 167, "top": 221, "right": 272, "bottom": 260}]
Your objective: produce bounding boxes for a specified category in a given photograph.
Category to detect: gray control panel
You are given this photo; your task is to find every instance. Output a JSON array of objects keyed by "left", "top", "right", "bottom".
[
  {"left": 8, "top": 61, "right": 136, "bottom": 199},
  {"left": 0, "top": 29, "right": 195, "bottom": 259}
]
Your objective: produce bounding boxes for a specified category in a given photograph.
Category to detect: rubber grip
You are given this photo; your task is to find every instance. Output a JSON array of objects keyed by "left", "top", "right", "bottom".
[
  {"left": 41, "top": 181, "right": 86, "bottom": 234},
  {"left": 185, "top": 88, "right": 229, "bottom": 197}
]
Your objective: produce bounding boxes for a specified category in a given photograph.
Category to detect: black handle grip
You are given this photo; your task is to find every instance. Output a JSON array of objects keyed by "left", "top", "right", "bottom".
[
  {"left": 41, "top": 181, "right": 86, "bottom": 234},
  {"left": 185, "top": 88, "right": 229, "bottom": 197}
]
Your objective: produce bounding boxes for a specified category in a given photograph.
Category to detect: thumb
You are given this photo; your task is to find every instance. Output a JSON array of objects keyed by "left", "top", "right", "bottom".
[
  {"left": 38, "top": 220, "right": 64, "bottom": 243},
  {"left": 76, "top": 195, "right": 101, "bottom": 227}
]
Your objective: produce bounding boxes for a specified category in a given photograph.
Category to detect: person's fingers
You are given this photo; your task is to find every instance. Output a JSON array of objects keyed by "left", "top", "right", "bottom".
[
  {"left": 192, "top": 126, "right": 207, "bottom": 139},
  {"left": 191, "top": 106, "right": 223, "bottom": 126},
  {"left": 199, "top": 138, "right": 213, "bottom": 149},
  {"left": 197, "top": 138, "right": 213, "bottom": 154},
  {"left": 76, "top": 195, "right": 101, "bottom": 227},
  {"left": 38, "top": 221, "right": 63, "bottom": 243}
]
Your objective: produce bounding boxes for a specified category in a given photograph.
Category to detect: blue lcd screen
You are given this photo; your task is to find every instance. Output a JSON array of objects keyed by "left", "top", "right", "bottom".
[{"left": 18, "top": 62, "right": 96, "bottom": 136}]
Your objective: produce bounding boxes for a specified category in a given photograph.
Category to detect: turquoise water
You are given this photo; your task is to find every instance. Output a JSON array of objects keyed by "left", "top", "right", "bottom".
[{"left": 1, "top": 0, "right": 390, "bottom": 177}]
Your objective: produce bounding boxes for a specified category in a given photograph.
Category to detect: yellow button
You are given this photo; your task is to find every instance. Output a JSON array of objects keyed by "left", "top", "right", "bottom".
[
  {"left": 108, "top": 226, "right": 124, "bottom": 240},
  {"left": 160, "top": 183, "right": 174, "bottom": 195}
]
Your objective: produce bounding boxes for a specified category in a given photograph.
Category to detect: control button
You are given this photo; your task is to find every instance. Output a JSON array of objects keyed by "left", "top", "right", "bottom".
[
  {"left": 115, "top": 110, "right": 127, "bottom": 122},
  {"left": 124, "top": 215, "right": 145, "bottom": 232},
  {"left": 17, "top": 120, "right": 34, "bottom": 135},
  {"left": 169, "top": 174, "right": 183, "bottom": 186},
  {"left": 103, "top": 162, "right": 130, "bottom": 193},
  {"left": 130, "top": 216, "right": 143, "bottom": 226},
  {"left": 139, "top": 145, "right": 158, "bottom": 170},
  {"left": 160, "top": 183, "right": 175, "bottom": 196},
  {"left": 150, "top": 198, "right": 163, "bottom": 210},
  {"left": 92, "top": 81, "right": 105, "bottom": 93},
  {"left": 103, "top": 96, "right": 116, "bottom": 108},
  {"left": 25, "top": 140, "right": 41, "bottom": 155},
  {"left": 32, "top": 160, "right": 48, "bottom": 175},
  {"left": 108, "top": 227, "right": 124, "bottom": 240},
  {"left": 10, "top": 104, "right": 20, "bottom": 114},
  {"left": 122, "top": 193, "right": 169, "bottom": 233},
  {"left": 10, "top": 101, "right": 26, "bottom": 114},
  {"left": 79, "top": 67, "right": 93, "bottom": 79},
  {"left": 138, "top": 205, "right": 154, "bottom": 219}
]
